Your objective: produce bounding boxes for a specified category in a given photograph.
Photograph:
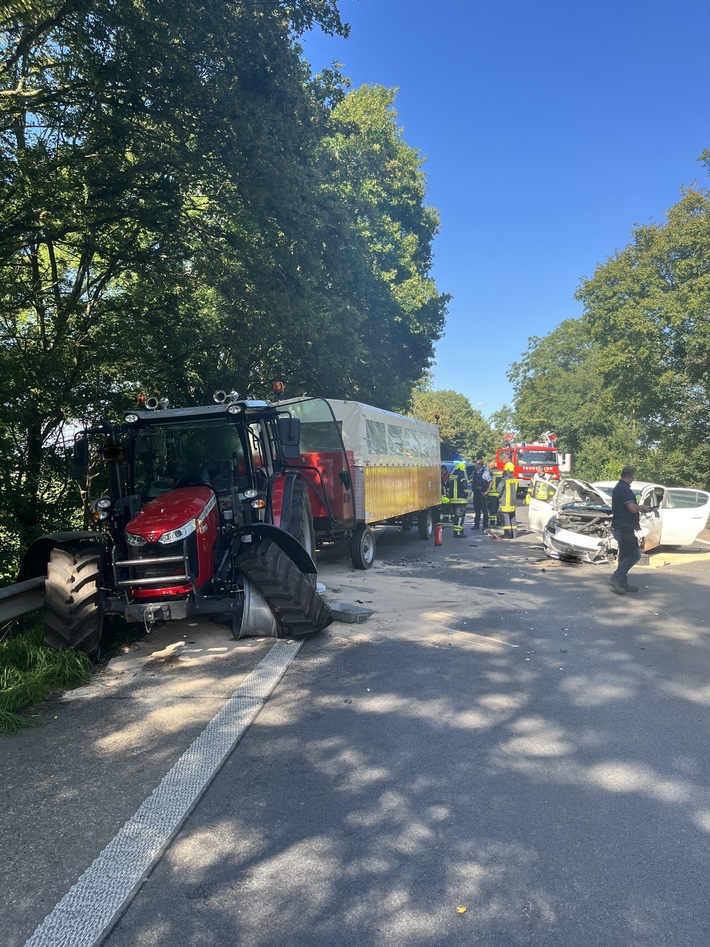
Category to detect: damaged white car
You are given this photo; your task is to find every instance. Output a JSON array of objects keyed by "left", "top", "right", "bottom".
[{"left": 527, "top": 478, "right": 710, "bottom": 563}]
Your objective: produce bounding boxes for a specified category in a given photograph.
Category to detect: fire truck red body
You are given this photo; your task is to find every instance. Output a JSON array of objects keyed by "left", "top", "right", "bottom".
[{"left": 493, "top": 431, "right": 565, "bottom": 492}]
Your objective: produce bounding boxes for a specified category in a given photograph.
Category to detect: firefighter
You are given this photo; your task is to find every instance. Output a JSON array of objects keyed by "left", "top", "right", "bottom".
[
  {"left": 498, "top": 461, "right": 519, "bottom": 539},
  {"left": 447, "top": 461, "right": 469, "bottom": 538},
  {"left": 440, "top": 463, "right": 452, "bottom": 522},
  {"left": 530, "top": 464, "right": 556, "bottom": 503},
  {"left": 487, "top": 462, "right": 500, "bottom": 526}
]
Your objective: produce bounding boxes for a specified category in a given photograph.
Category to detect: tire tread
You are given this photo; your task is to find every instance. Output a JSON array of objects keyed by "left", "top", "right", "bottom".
[{"left": 236, "top": 540, "right": 331, "bottom": 637}]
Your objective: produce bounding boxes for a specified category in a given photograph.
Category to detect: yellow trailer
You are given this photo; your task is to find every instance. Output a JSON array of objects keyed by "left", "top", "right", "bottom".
[{"left": 280, "top": 397, "right": 441, "bottom": 568}]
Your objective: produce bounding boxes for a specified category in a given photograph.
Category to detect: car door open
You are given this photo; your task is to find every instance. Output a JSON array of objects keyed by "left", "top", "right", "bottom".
[
  {"left": 527, "top": 479, "right": 558, "bottom": 534},
  {"left": 658, "top": 488, "right": 710, "bottom": 546}
]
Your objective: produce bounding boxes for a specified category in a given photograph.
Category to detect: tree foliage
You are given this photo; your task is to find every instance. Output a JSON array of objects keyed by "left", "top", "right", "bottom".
[
  {"left": 409, "top": 389, "right": 495, "bottom": 461},
  {"left": 507, "top": 180, "right": 710, "bottom": 487},
  {"left": 0, "top": 0, "right": 447, "bottom": 572}
]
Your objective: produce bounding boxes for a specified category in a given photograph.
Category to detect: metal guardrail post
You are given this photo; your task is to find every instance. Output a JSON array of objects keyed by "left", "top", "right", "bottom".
[{"left": 0, "top": 577, "right": 44, "bottom": 622}]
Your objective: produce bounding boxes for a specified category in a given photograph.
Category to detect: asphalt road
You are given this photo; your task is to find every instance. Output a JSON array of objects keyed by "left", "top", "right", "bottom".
[{"left": 3, "top": 510, "right": 710, "bottom": 947}]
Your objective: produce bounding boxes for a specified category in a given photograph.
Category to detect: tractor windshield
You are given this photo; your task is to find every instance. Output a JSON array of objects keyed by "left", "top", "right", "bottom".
[{"left": 132, "top": 420, "right": 249, "bottom": 496}]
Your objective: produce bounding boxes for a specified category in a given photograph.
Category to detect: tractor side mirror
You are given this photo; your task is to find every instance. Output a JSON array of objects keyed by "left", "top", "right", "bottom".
[
  {"left": 278, "top": 416, "right": 301, "bottom": 459},
  {"left": 72, "top": 435, "right": 89, "bottom": 480}
]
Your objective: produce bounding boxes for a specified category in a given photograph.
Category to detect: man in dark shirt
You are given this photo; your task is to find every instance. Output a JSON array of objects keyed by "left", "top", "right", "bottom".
[
  {"left": 470, "top": 457, "right": 492, "bottom": 530},
  {"left": 610, "top": 465, "right": 650, "bottom": 594}
]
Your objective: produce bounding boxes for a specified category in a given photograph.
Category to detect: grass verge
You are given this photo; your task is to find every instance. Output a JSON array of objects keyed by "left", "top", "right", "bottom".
[{"left": 0, "top": 624, "right": 92, "bottom": 734}]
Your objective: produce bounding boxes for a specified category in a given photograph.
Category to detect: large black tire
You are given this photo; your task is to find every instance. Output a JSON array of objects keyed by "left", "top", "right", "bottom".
[
  {"left": 236, "top": 540, "right": 332, "bottom": 638},
  {"left": 44, "top": 544, "right": 104, "bottom": 659},
  {"left": 351, "top": 524, "right": 376, "bottom": 570},
  {"left": 418, "top": 509, "right": 434, "bottom": 540},
  {"left": 283, "top": 476, "right": 315, "bottom": 559}
]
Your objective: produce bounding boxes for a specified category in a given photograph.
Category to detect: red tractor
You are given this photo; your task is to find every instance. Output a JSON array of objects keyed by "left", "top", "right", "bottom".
[{"left": 19, "top": 391, "right": 335, "bottom": 658}]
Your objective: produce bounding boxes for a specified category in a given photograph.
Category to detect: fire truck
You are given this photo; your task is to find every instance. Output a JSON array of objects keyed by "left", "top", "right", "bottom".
[{"left": 493, "top": 431, "right": 569, "bottom": 494}]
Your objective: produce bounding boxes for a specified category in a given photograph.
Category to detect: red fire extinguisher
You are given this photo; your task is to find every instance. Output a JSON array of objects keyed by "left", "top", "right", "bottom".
[{"left": 434, "top": 523, "right": 443, "bottom": 546}]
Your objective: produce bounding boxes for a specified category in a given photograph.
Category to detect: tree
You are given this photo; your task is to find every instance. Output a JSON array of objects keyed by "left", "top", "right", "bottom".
[
  {"left": 506, "top": 320, "right": 630, "bottom": 480},
  {"left": 409, "top": 389, "right": 495, "bottom": 461},
  {"left": 0, "top": 1, "right": 450, "bottom": 573},
  {"left": 507, "top": 178, "right": 710, "bottom": 487},
  {"left": 0, "top": 0, "right": 352, "bottom": 563},
  {"left": 316, "top": 84, "right": 449, "bottom": 408},
  {"left": 577, "top": 185, "right": 710, "bottom": 486}
]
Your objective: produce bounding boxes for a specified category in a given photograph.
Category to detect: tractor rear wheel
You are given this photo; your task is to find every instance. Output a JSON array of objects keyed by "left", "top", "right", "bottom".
[
  {"left": 44, "top": 544, "right": 104, "bottom": 659},
  {"left": 284, "top": 477, "right": 316, "bottom": 559},
  {"left": 236, "top": 540, "right": 332, "bottom": 638}
]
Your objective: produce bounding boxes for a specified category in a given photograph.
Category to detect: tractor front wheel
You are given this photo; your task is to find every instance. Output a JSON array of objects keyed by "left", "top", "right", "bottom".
[
  {"left": 43, "top": 544, "right": 105, "bottom": 659},
  {"left": 236, "top": 540, "right": 331, "bottom": 638}
]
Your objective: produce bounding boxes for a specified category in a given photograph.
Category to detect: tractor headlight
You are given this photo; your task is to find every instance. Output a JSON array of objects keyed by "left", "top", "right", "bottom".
[
  {"left": 91, "top": 496, "right": 112, "bottom": 522},
  {"left": 158, "top": 520, "right": 197, "bottom": 544},
  {"left": 126, "top": 532, "right": 147, "bottom": 546}
]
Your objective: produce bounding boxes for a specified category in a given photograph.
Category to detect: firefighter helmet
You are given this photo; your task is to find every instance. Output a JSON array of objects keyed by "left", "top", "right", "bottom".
[{"left": 504, "top": 462, "right": 515, "bottom": 471}]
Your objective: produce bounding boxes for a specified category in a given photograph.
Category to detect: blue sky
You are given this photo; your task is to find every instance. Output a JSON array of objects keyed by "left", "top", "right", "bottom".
[{"left": 301, "top": 0, "right": 710, "bottom": 417}]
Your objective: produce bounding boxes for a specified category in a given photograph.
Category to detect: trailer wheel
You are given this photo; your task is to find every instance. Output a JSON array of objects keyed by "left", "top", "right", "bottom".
[
  {"left": 44, "top": 544, "right": 104, "bottom": 659},
  {"left": 418, "top": 509, "right": 434, "bottom": 540},
  {"left": 350, "top": 525, "right": 376, "bottom": 570},
  {"left": 236, "top": 540, "right": 332, "bottom": 638}
]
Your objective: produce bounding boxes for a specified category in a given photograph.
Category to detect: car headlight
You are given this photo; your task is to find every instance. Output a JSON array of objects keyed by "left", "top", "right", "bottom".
[
  {"left": 158, "top": 520, "right": 197, "bottom": 544},
  {"left": 126, "top": 532, "right": 147, "bottom": 546}
]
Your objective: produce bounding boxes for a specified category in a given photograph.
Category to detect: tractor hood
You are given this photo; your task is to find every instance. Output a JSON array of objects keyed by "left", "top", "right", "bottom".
[{"left": 127, "top": 486, "right": 216, "bottom": 544}]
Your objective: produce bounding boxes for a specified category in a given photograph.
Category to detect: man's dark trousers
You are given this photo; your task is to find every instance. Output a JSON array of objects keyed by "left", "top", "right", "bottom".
[
  {"left": 611, "top": 527, "right": 641, "bottom": 582},
  {"left": 472, "top": 491, "right": 488, "bottom": 529}
]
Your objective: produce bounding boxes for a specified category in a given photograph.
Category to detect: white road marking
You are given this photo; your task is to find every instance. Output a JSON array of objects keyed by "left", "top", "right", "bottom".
[{"left": 24, "top": 640, "right": 303, "bottom": 947}]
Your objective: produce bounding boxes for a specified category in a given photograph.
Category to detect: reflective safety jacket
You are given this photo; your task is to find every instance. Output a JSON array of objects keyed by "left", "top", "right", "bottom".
[
  {"left": 498, "top": 473, "right": 519, "bottom": 512},
  {"left": 447, "top": 466, "right": 469, "bottom": 504}
]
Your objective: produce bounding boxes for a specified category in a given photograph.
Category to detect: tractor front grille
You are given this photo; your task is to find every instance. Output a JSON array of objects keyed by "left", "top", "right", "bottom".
[{"left": 114, "top": 538, "right": 192, "bottom": 589}]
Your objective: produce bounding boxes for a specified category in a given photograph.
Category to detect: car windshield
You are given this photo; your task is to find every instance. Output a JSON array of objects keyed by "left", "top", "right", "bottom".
[
  {"left": 594, "top": 483, "right": 645, "bottom": 503},
  {"left": 558, "top": 480, "right": 610, "bottom": 506}
]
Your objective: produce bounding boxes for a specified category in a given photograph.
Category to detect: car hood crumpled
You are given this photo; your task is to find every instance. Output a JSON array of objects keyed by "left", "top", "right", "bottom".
[
  {"left": 551, "top": 478, "right": 614, "bottom": 511},
  {"left": 543, "top": 478, "right": 616, "bottom": 562}
]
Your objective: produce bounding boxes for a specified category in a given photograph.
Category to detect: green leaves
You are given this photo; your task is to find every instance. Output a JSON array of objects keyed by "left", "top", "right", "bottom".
[
  {"left": 409, "top": 389, "right": 495, "bottom": 461},
  {"left": 511, "top": 184, "right": 710, "bottom": 486},
  {"left": 0, "top": 0, "right": 448, "bottom": 570}
]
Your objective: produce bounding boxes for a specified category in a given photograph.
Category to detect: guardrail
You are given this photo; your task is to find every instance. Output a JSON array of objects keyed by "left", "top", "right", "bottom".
[{"left": 0, "top": 577, "right": 44, "bottom": 623}]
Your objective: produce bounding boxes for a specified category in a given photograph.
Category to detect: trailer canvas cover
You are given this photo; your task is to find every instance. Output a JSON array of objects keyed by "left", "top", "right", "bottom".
[
  {"left": 325, "top": 400, "right": 441, "bottom": 525},
  {"left": 325, "top": 400, "right": 440, "bottom": 467}
]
